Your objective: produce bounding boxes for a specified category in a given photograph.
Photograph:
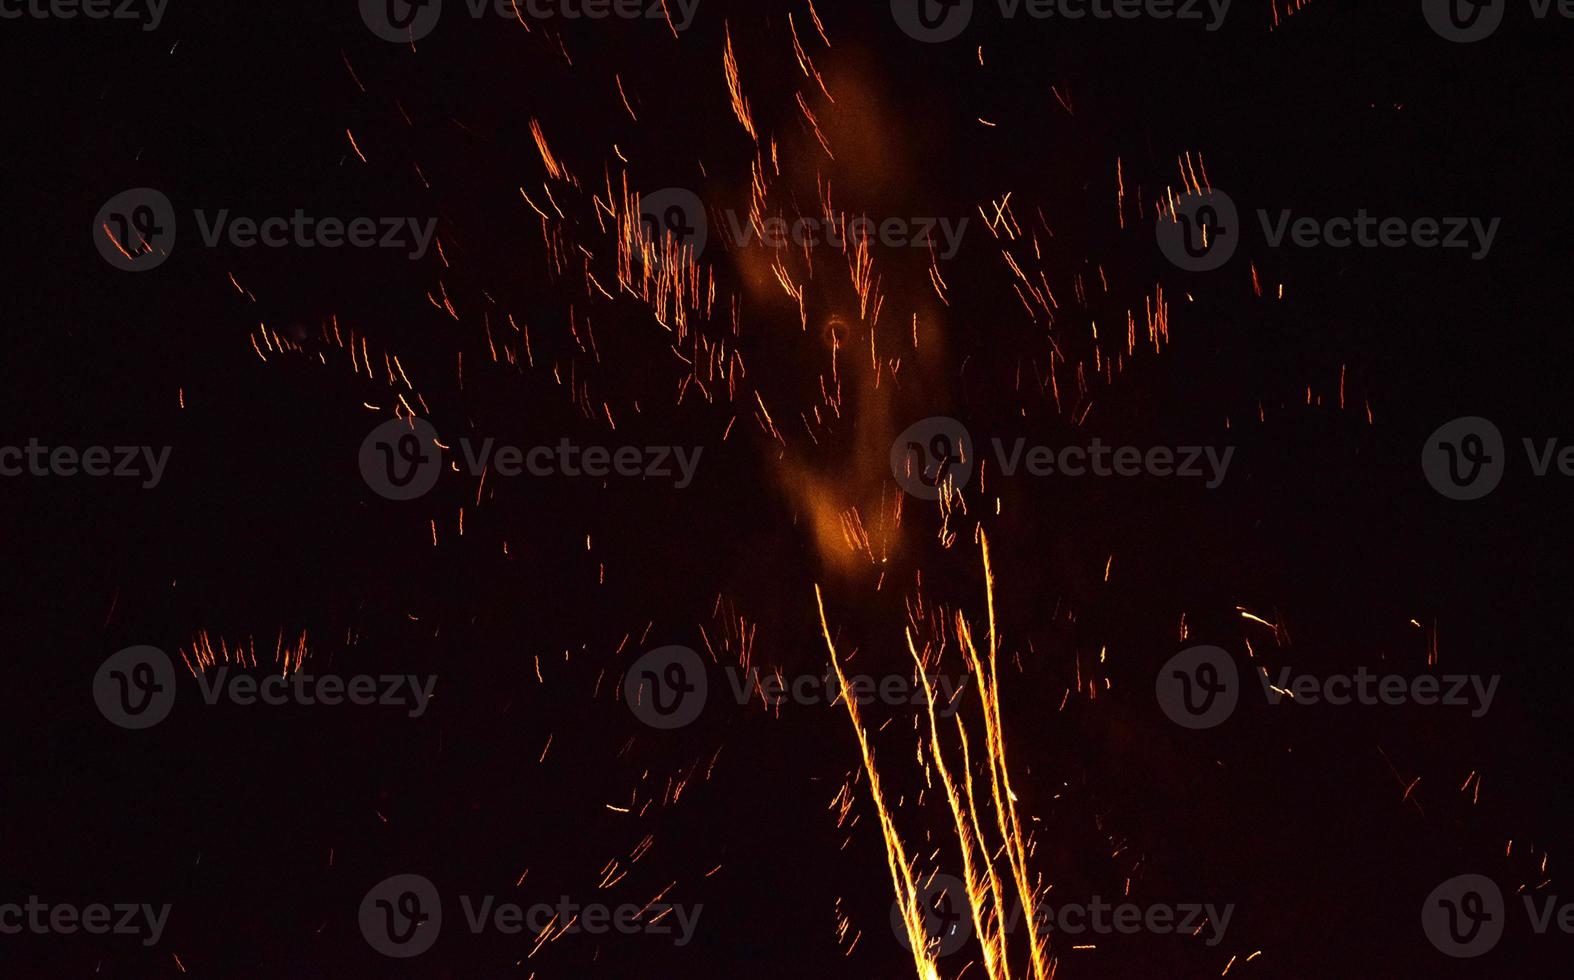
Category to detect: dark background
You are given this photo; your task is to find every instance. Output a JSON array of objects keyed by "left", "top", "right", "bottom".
[{"left": 4, "top": 0, "right": 1573, "bottom": 976}]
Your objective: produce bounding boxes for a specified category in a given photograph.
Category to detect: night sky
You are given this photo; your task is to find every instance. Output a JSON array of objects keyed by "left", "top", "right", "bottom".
[{"left": 5, "top": 0, "right": 1574, "bottom": 976}]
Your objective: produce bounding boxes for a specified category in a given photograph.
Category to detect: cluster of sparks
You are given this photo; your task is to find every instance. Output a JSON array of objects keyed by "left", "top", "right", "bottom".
[
  {"left": 819, "top": 532, "right": 1050, "bottom": 979},
  {"left": 136, "top": 0, "right": 1559, "bottom": 975}
]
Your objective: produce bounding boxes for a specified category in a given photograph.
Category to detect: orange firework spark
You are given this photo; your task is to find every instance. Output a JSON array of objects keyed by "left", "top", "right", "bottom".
[{"left": 819, "top": 530, "right": 1051, "bottom": 979}]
